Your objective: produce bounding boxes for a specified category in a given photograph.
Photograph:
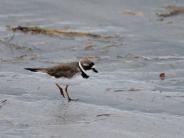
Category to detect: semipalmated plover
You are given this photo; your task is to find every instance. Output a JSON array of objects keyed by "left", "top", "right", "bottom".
[{"left": 25, "top": 58, "right": 98, "bottom": 102}]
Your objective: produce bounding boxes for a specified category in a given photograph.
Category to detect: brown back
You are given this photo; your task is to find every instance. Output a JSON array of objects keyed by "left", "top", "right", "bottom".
[{"left": 45, "top": 62, "right": 80, "bottom": 78}]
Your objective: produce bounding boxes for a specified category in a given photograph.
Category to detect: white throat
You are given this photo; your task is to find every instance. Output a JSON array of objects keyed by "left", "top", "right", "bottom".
[{"left": 79, "top": 61, "right": 87, "bottom": 75}]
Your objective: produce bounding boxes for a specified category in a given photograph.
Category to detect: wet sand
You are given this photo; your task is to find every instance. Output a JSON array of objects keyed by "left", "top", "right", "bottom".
[{"left": 1, "top": 0, "right": 184, "bottom": 137}]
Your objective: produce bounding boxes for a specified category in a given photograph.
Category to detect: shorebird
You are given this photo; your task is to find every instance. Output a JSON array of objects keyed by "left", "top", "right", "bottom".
[{"left": 25, "top": 58, "right": 98, "bottom": 102}]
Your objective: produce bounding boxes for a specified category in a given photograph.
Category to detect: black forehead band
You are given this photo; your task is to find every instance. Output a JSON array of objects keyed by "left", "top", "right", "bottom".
[{"left": 90, "top": 62, "right": 94, "bottom": 67}]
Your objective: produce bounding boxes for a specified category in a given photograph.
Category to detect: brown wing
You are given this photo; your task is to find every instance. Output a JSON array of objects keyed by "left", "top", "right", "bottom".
[{"left": 46, "top": 63, "right": 80, "bottom": 78}]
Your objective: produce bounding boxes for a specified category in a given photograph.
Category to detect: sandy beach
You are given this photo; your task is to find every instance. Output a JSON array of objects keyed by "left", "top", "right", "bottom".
[{"left": 0, "top": 0, "right": 184, "bottom": 137}]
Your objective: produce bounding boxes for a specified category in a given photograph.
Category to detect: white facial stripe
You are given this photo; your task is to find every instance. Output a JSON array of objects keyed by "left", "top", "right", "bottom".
[
  {"left": 91, "top": 65, "right": 95, "bottom": 69},
  {"left": 79, "top": 61, "right": 87, "bottom": 74},
  {"left": 83, "top": 63, "right": 88, "bottom": 66}
]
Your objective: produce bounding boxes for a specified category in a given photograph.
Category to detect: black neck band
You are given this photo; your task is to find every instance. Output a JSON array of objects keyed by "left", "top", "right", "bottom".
[{"left": 78, "top": 62, "right": 89, "bottom": 79}]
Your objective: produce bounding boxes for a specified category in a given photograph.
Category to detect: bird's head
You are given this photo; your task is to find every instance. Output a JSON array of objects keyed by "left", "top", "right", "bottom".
[{"left": 79, "top": 58, "right": 98, "bottom": 78}]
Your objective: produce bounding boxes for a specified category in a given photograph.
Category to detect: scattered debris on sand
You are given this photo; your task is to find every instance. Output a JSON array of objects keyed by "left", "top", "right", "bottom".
[
  {"left": 0, "top": 35, "right": 32, "bottom": 52},
  {"left": 15, "top": 54, "right": 38, "bottom": 61},
  {"left": 160, "top": 73, "right": 165, "bottom": 80},
  {"left": 165, "top": 95, "right": 184, "bottom": 98},
  {"left": 156, "top": 5, "right": 184, "bottom": 18},
  {"left": 84, "top": 41, "right": 94, "bottom": 50},
  {"left": 0, "top": 54, "right": 38, "bottom": 63},
  {"left": 117, "top": 54, "right": 184, "bottom": 61},
  {"left": 84, "top": 44, "right": 94, "bottom": 50},
  {"left": 96, "top": 114, "right": 112, "bottom": 117},
  {"left": 106, "top": 88, "right": 141, "bottom": 92},
  {"left": 0, "top": 99, "right": 7, "bottom": 109},
  {"left": 114, "top": 88, "right": 141, "bottom": 92},
  {"left": 122, "top": 10, "right": 144, "bottom": 16},
  {"left": 159, "top": 72, "right": 176, "bottom": 80},
  {"left": 0, "top": 99, "right": 7, "bottom": 104},
  {"left": 77, "top": 56, "right": 101, "bottom": 62},
  {"left": 102, "top": 44, "right": 119, "bottom": 49},
  {"left": 7, "top": 26, "right": 112, "bottom": 39}
]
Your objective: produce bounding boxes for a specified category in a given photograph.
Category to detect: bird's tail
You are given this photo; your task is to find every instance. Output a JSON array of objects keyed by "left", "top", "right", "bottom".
[{"left": 24, "top": 68, "right": 45, "bottom": 72}]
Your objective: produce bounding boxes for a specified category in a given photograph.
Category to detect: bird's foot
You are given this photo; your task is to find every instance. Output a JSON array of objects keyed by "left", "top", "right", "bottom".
[{"left": 68, "top": 98, "right": 79, "bottom": 102}]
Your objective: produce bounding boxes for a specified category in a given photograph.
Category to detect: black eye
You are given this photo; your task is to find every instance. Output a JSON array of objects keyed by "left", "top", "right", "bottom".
[{"left": 90, "top": 62, "right": 94, "bottom": 67}]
